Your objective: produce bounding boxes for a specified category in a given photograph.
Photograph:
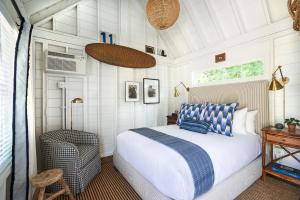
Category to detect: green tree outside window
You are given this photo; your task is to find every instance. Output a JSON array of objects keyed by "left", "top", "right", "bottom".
[{"left": 197, "top": 60, "right": 264, "bottom": 84}]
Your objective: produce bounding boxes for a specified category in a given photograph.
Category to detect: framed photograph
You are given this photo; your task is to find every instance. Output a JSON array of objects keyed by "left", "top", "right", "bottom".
[
  {"left": 125, "top": 81, "right": 139, "bottom": 102},
  {"left": 143, "top": 78, "right": 160, "bottom": 104}
]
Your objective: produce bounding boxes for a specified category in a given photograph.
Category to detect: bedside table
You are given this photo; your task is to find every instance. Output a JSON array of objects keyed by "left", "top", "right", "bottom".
[
  {"left": 261, "top": 127, "right": 300, "bottom": 185},
  {"left": 167, "top": 114, "right": 178, "bottom": 125}
]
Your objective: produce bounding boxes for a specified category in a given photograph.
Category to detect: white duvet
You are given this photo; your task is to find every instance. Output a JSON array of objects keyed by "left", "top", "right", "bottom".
[{"left": 116, "top": 125, "right": 261, "bottom": 200}]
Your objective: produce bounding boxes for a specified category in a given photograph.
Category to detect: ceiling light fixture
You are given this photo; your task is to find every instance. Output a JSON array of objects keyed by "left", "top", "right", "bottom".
[{"left": 146, "top": 0, "right": 180, "bottom": 30}]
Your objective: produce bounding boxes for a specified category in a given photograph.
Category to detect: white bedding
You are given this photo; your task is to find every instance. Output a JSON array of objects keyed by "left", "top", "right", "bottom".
[{"left": 116, "top": 125, "right": 261, "bottom": 200}]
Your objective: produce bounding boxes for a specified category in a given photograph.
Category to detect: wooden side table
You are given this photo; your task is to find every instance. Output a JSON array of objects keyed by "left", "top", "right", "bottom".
[
  {"left": 261, "top": 127, "right": 300, "bottom": 185},
  {"left": 167, "top": 114, "right": 178, "bottom": 125},
  {"left": 31, "top": 169, "right": 75, "bottom": 200}
]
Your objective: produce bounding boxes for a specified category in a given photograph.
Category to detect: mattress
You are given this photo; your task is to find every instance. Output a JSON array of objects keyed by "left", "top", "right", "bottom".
[{"left": 116, "top": 125, "right": 261, "bottom": 200}]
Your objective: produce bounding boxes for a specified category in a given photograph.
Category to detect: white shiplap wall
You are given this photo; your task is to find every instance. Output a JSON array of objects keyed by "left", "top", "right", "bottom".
[
  {"left": 79, "top": 0, "right": 98, "bottom": 39},
  {"left": 86, "top": 55, "right": 99, "bottom": 134},
  {"left": 36, "top": 0, "right": 98, "bottom": 40},
  {"left": 169, "top": 39, "right": 272, "bottom": 114},
  {"left": 272, "top": 32, "right": 300, "bottom": 168},
  {"left": 273, "top": 33, "right": 300, "bottom": 123},
  {"left": 169, "top": 28, "right": 300, "bottom": 128},
  {"left": 55, "top": 7, "right": 77, "bottom": 35},
  {"left": 34, "top": 41, "right": 44, "bottom": 143},
  {"left": 32, "top": 0, "right": 172, "bottom": 161},
  {"left": 99, "top": 64, "right": 118, "bottom": 156}
]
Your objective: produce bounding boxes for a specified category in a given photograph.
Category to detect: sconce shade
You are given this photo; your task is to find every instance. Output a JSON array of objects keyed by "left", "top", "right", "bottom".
[
  {"left": 269, "top": 66, "right": 289, "bottom": 91},
  {"left": 174, "top": 82, "right": 189, "bottom": 97},
  {"left": 71, "top": 98, "right": 83, "bottom": 103},
  {"left": 280, "top": 77, "right": 290, "bottom": 85},
  {"left": 174, "top": 87, "right": 180, "bottom": 97},
  {"left": 269, "top": 77, "right": 284, "bottom": 91}
]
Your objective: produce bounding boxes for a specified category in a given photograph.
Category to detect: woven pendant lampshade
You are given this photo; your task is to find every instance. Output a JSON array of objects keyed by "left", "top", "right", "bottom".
[{"left": 146, "top": 0, "right": 180, "bottom": 30}]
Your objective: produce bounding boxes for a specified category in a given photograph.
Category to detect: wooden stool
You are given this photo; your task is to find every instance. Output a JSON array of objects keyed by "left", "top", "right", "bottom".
[{"left": 31, "top": 169, "right": 75, "bottom": 200}]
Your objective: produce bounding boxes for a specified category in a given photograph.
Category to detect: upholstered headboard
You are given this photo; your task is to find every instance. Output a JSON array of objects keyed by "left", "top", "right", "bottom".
[{"left": 188, "top": 80, "right": 269, "bottom": 134}]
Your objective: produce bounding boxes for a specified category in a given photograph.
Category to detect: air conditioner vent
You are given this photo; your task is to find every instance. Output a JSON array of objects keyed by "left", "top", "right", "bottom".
[
  {"left": 62, "top": 60, "right": 76, "bottom": 72},
  {"left": 48, "top": 51, "right": 75, "bottom": 59},
  {"left": 45, "top": 50, "right": 85, "bottom": 75},
  {"left": 48, "top": 57, "right": 62, "bottom": 70}
]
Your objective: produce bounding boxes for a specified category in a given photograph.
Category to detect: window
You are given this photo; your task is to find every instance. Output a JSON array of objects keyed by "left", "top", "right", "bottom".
[
  {"left": 0, "top": 11, "right": 17, "bottom": 173},
  {"left": 196, "top": 60, "right": 264, "bottom": 84}
]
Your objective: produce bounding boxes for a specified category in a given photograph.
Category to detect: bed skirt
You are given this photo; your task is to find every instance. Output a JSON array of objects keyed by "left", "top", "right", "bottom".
[{"left": 113, "top": 151, "right": 262, "bottom": 200}]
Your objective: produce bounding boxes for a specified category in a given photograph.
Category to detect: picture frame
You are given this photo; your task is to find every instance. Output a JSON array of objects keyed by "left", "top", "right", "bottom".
[
  {"left": 143, "top": 78, "right": 160, "bottom": 104},
  {"left": 125, "top": 81, "right": 139, "bottom": 102}
]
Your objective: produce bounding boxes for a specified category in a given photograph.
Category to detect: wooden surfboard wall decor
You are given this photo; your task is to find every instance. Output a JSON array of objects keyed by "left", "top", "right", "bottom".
[{"left": 85, "top": 43, "right": 156, "bottom": 68}]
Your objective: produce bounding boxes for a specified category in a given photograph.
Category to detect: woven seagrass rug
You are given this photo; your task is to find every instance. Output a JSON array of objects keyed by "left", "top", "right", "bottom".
[{"left": 58, "top": 157, "right": 300, "bottom": 200}]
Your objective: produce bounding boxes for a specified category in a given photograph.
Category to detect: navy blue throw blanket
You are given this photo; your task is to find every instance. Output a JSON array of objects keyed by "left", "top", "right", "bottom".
[{"left": 130, "top": 128, "right": 214, "bottom": 198}]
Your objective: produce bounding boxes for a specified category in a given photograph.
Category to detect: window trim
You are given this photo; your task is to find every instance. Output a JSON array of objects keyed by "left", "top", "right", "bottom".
[{"left": 192, "top": 59, "right": 267, "bottom": 87}]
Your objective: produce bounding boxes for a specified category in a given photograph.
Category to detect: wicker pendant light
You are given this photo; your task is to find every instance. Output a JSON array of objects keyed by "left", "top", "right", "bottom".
[{"left": 146, "top": 0, "right": 180, "bottom": 30}]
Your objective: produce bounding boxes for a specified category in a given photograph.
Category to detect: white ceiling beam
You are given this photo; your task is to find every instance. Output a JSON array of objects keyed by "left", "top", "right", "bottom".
[
  {"left": 29, "top": 0, "right": 82, "bottom": 24},
  {"left": 203, "top": 0, "right": 225, "bottom": 40},
  {"left": 261, "top": 0, "right": 272, "bottom": 24},
  {"left": 229, "top": 0, "right": 246, "bottom": 34}
]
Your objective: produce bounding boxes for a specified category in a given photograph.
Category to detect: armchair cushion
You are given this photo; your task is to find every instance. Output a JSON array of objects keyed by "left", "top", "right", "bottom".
[
  {"left": 77, "top": 144, "right": 99, "bottom": 167},
  {"left": 64, "top": 130, "right": 99, "bottom": 145}
]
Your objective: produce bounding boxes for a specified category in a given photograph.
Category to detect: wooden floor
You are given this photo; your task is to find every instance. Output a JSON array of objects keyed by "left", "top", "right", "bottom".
[{"left": 58, "top": 157, "right": 300, "bottom": 200}]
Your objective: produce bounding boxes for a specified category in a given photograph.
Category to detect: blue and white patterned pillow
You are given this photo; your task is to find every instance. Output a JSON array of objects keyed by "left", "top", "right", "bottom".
[
  {"left": 177, "top": 103, "right": 207, "bottom": 125},
  {"left": 180, "top": 118, "right": 211, "bottom": 134},
  {"left": 204, "top": 103, "right": 239, "bottom": 136}
]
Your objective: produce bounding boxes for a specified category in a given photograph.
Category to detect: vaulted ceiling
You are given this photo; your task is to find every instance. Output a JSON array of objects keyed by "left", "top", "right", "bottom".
[
  {"left": 20, "top": 0, "right": 291, "bottom": 59},
  {"left": 157, "top": 0, "right": 290, "bottom": 58}
]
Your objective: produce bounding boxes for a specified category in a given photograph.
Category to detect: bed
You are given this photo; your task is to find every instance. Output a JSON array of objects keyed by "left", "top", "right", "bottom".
[{"left": 114, "top": 80, "right": 270, "bottom": 200}]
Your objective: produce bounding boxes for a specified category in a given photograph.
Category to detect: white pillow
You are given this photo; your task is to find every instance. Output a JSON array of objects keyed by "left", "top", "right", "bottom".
[
  {"left": 246, "top": 110, "right": 258, "bottom": 134},
  {"left": 232, "top": 107, "right": 248, "bottom": 135}
]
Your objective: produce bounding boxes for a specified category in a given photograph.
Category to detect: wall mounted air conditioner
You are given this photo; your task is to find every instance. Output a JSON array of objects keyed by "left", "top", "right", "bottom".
[{"left": 45, "top": 51, "right": 86, "bottom": 75}]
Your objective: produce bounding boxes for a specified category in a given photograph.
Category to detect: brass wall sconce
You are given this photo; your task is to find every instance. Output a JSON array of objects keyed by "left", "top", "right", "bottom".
[
  {"left": 174, "top": 82, "right": 190, "bottom": 97},
  {"left": 269, "top": 66, "right": 289, "bottom": 91},
  {"left": 269, "top": 66, "right": 289, "bottom": 127}
]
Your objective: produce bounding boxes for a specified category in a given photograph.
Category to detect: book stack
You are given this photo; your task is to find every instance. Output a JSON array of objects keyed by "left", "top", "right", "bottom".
[{"left": 272, "top": 163, "right": 300, "bottom": 179}]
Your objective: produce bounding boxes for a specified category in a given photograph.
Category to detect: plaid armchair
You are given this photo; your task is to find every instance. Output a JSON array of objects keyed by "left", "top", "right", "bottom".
[{"left": 40, "top": 130, "right": 101, "bottom": 194}]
